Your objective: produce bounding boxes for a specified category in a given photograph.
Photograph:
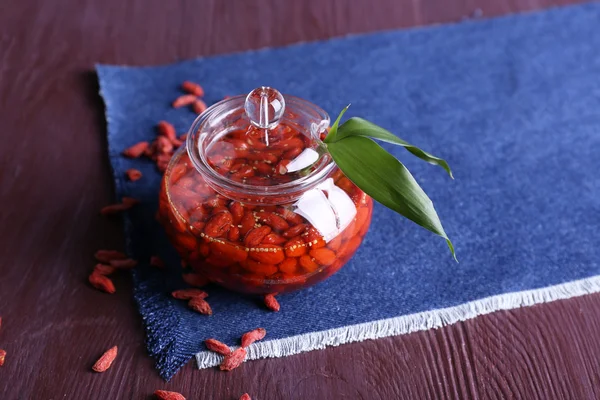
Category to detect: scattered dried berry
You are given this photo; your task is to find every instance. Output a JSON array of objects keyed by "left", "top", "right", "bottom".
[
  {"left": 192, "top": 99, "right": 207, "bottom": 114},
  {"left": 157, "top": 121, "right": 177, "bottom": 142},
  {"left": 181, "top": 81, "right": 204, "bottom": 97},
  {"left": 122, "top": 141, "right": 149, "bottom": 158},
  {"left": 94, "top": 263, "right": 117, "bottom": 276},
  {"left": 122, "top": 197, "right": 140, "bottom": 206},
  {"left": 126, "top": 168, "right": 143, "bottom": 182},
  {"left": 92, "top": 346, "right": 118, "bottom": 372},
  {"left": 239, "top": 394, "right": 251, "bottom": 400},
  {"left": 264, "top": 294, "right": 280, "bottom": 312},
  {"left": 171, "top": 289, "right": 208, "bottom": 300},
  {"left": 219, "top": 347, "right": 247, "bottom": 371},
  {"left": 156, "top": 135, "right": 174, "bottom": 154},
  {"left": 94, "top": 250, "right": 127, "bottom": 263},
  {"left": 188, "top": 297, "right": 212, "bottom": 315},
  {"left": 172, "top": 94, "right": 197, "bottom": 108},
  {"left": 154, "top": 389, "right": 186, "bottom": 400},
  {"left": 100, "top": 197, "right": 139, "bottom": 215},
  {"left": 88, "top": 272, "right": 116, "bottom": 294},
  {"left": 150, "top": 256, "right": 165, "bottom": 268},
  {"left": 182, "top": 273, "right": 209, "bottom": 287},
  {"left": 100, "top": 203, "right": 131, "bottom": 215},
  {"left": 109, "top": 258, "right": 138, "bottom": 269},
  {"left": 241, "top": 328, "right": 266, "bottom": 348},
  {"left": 204, "top": 339, "right": 231, "bottom": 356},
  {"left": 0, "top": 349, "right": 5, "bottom": 367}
]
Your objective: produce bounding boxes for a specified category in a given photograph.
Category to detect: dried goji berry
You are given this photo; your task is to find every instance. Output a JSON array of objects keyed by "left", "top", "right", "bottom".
[
  {"left": 275, "top": 159, "right": 290, "bottom": 175},
  {"left": 241, "top": 259, "right": 278, "bottom": 276},
  {"left": 172, "top": 288, "right": 208, "bottom": 300},
  {"left": 182, "top": 273, "right": 209, "bottom": 287},
  {"left": 154, "top": 390, "right": 186, "bottom": 400},
  {"left": 309, "top": 247, "right": 337, "bottom": 266},
  {"left": 261, "top": 233, "right": 286, "bottom": 245},
  {"left": 204, "top": 212, "right": 233, "bottom": 237},
  {"left": 205, "top": 196, "right": 228, "bottom": 208},
  {"left": 94, "top": 250, "right": 127, "bottom": 263},
  {"left": 182, "top": 81, "right": 204, "bottom": 97},
  {"left": 244, "top": 225, "right": 272, "bottom": 247},
  {"left": 100, "top": 201, "right": 133, "bottom": 215},
  {"left": 273, "top": 136, "right": 304, "bottom": 150},
  {"left": 239, "top": 394, "right": 251, "bottom": 400},
  {"left": 204, "top": 339, "right": 231, "bottom": 356},
  {"left": 88, "top": 271, "right": 116, "bottom": 294},
  {"left": 228, "top": 202, "right": 245, "bottom": 224},
  {"left": 189, "top": 297, "right": 212, "bottom": 315},
  {"left": 282, "top": 224, "right": 307, "bottom": 238},
  {"left": 304, "top": 227, "right": 326, "bottom": 249},
  {"left": 277, "top": 207, "right": 304, "bottom": 225},
  {"left": 157, "top": 121, "right": 177, "bottom": 142},
  {"left": 150, "top": 256, "right": 165, "bottom": 268},
  {"left": 109, "top": 258, "right": 138, "bottom": 269},
  {"left": 0, "top": 349, "right": 6, "bottom": 367},
  {"left": 278, "top": 257, "right": 297, "bottom": 274},
  {"left": 228, "top": 226, "right": 240, "bottom": 242},
  {"left": 231, "top": 165, "right": 255, "bottom": 180},
  {"left": 199, "top": 242, "right": 211, "bottom": 257},
  {"left": 283, "top": 146, "right": 303, "bottom": 160},
  {"left": 92, "top": 346, "right": 118, "bottom": 372},
  {"left": 299, "top": 254, "right": 319, "bottom": 272},
  {"left": 249, "top": 245, "right": 285, "bottom": 264},
  {"left": 94, "top": 263, "right": 117, "bottom": 275},
  {"left": 122, "top": 197, "right": 140, "bottom": 207},
  {"left": 284, "top": 237, "right": 306, "bottom": 257},
  {"left": 219, "top": 347, "right": 247, "bottom": 371},
  {"left": 122, "top": 141, "right": 149, "bottom": 158},
  {"left": 239, "top": 211, "right": 256, "bottom": 235},
  {"left": 254, "top": 162, "right": 273, "bottom": 175},
  {"left": 205, "top": 255, "right": 235, "bottom": 267},
  {"left": 263, "top": 294, "right": 280, "bottom": 312},
  {"left": 126, "top": 168, "right": 143, "bottom": 182},
  {"left": 210, "top": 241, "right": 248, "bottom": 263},
  {"left": 255, "top": 212, "right": 289, "bottom": 231},
  {"left": 192, "top": 99, "right": 207, "bottom": 114},
  {"left": 156, "top": 135, "right": 174, "bottom": 154},
  {"left": 241, "top": 328, "right": 266, "bottom": 348},
  {"left": 172, "top": 94, "right": 197, "bottom": 108}
]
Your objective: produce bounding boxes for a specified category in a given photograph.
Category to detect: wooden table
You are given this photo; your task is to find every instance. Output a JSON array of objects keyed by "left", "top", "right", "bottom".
[{"left": 1, "top": 0, "right": 596, "bottom": 398}]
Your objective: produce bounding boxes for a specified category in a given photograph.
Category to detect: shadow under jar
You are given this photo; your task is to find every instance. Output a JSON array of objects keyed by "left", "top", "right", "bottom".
[{"left": 158, "top": 87, "right": 373, "bottom": 294}]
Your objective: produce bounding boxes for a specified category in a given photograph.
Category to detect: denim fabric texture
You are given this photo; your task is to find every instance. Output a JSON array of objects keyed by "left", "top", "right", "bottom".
[{"left": 97, "top": 3, "right": 600, "bottom": 380}]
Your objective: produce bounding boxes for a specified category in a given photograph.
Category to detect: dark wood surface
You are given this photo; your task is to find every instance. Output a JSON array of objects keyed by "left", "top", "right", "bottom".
[{"left": 0, "top": 0, "right": 594, "bottom": 398}]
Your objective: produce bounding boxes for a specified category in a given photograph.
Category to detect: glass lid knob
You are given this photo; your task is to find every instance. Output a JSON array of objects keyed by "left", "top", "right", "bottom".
[{"left": 244, "top": 86, "right": 285, "bottom": 129}]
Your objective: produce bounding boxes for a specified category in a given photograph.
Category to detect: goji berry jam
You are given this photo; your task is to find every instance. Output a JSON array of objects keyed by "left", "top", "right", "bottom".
[{"left": 158, "top": 87, "right": 373, "bottom": 294}]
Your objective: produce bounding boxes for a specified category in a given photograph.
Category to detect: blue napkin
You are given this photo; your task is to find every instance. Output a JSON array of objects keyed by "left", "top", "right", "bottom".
[{"left": 97, "top": 3, "right": 600, "bottom": 380}]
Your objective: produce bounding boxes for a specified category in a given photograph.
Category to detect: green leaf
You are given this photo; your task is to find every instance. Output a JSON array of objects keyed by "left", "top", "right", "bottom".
[
  {"left": 323, "top": 105, "right": 350, "bottom": 144},
  {"left": 334, "top": 117, "right": 453, "bottom": 179},
  {"left": 327, "top": 135, "right": 456, "bottom": 260}
]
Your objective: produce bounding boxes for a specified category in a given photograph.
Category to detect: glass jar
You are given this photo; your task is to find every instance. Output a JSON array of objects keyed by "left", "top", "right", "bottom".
[{"left": 158, "top": 87, "right": 373, "bottom": 294}]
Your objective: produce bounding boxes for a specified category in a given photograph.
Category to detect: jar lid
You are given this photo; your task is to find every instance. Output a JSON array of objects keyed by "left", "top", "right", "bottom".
[{"left": 186, "top": 87, "right": 335, "bottom": 200}]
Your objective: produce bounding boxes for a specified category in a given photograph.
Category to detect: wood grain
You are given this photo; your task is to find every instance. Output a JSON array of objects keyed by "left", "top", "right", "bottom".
[{"left": 0, "top": 0, "right": 593, "bottom": 398}]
